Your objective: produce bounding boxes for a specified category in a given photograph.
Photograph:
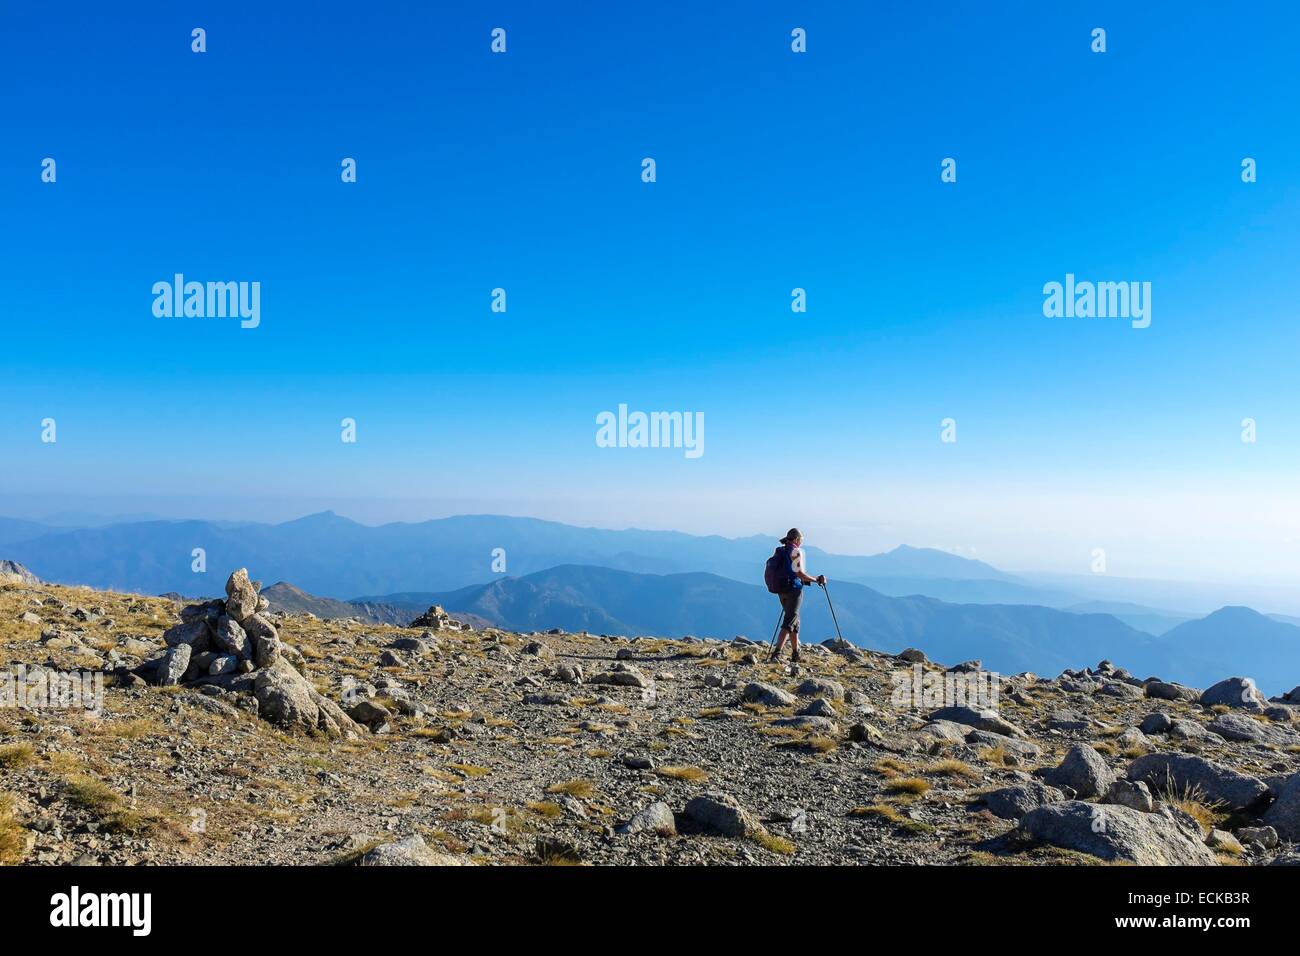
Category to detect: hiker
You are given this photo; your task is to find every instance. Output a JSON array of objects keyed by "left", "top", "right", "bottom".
[{"left": 766, "top": 528, "right": 825, "bottom": 664}]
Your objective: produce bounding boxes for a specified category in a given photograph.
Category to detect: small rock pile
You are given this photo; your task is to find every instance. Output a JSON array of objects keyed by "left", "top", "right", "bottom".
[
  {"left": 137, "top": 568, "right": 360, "bottom": 738},
  {"left": 408, "top": 604, "right": 465, "bottom": 631}
]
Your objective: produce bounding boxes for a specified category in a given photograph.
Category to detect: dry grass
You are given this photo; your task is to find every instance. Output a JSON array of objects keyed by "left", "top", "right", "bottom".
[
  {"left": 751, "top": 830, "right": 795, "bottom": 855},
  {"left": 655, "top": 765, "right": 709, "bottom": 783},
  {"left": 976, "top": 745, "right": 1011, "bottom": 766},
  {"left": 0, "top": 793, "right": 27, "bottom": 865},
  {"left": 849, "top": 803, "right": 935, "bottom": 835},
  {"left": 88, "top": 717, "right": 164, "bottom": 740},
  {"left": 1152, "top": 774, "right": 1227, "bottom": 834},
  {"left": 0, "top": 742, "right": 36, "bottom": 769},
  {"left": 924, "top": 758, "right": 977, "bottom": 779},
  {"left": 871, "top": 757, "right": 911, "bottom": 778},
  {"left": 63, "top": 775, "right": 168, "bottom": 836},
  {"left": 527, "top": 801, "right": 564, "bottom": 818},
  {"left": 411, "top": 727, "right": 453, "bottom": 743},
  {"left": 446, "top": 763, "right": 491, "bottom": 778},
  {"left": 886, "top": 777, "right": 932, "bottom": 796},
  {"left": 546, "top": 779, "right": 595, "bottom": 798}
]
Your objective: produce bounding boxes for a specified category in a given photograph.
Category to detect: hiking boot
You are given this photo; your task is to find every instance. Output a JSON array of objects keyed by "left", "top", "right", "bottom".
[{"left": 790, "top": 649, "right": 801, "bottom": 664}]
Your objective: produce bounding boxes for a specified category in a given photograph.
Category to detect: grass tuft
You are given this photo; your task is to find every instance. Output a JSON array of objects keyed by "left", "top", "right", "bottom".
[
  {"left": 655, "top": 765, "right": 709, "bottom": 783},
  {"left": 545, "top": 779, "right": 595, "bottom": 798},
  {"left": 0, "top": 743, "right": 36, "bottom": 769},
  {"left": 752, "top": 831, "right": 795, "bottom": 855}
]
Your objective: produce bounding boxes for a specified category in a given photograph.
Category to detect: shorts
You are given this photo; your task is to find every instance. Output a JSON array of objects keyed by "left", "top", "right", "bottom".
[{"left": 779, "top": 589, "right": 803, "bottom": 633}]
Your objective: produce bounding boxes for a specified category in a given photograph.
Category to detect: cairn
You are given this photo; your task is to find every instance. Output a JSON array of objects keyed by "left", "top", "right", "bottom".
[{"left": 139, "top": 569, "right": 360, "bottom": 737}]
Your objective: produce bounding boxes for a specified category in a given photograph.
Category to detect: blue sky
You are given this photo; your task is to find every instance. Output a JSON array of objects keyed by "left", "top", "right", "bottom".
[{"left": 2, "top": 1, "right": 1299, "bottom": 581}]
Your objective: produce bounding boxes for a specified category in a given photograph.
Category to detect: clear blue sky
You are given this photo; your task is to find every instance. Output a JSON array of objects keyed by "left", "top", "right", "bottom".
[{"left": 2, "top": 1, "right": 1299, "bottom": 581}]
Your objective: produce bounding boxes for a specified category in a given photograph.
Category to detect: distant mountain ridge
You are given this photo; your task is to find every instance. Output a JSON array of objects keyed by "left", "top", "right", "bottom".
[
  {"left": 361, "top": 564, "right": 1164, "bottom": 680},
  {"left": 354, "top": 566, "right": 1300, "bottom": 694},
  {"left": 260, "top": 581, "right": 481, "bottom": 628},
  {"left": 0, "top": 511, "right": 1051, "bottom": 601}
]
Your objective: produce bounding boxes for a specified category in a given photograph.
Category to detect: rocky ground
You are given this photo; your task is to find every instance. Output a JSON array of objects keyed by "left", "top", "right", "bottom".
[{"left": 2, "top": 569, "right": 1300, "bottom": 867}]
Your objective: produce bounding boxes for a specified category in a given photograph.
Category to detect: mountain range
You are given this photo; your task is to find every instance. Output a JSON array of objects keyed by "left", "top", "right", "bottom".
[
  {"left": 5, "top": 510, "right": 1300, "bottom": 693},
  {"left": 317, "top": 565, "right": 1300, "bottom": 694},
  {"left": 0, "top": 511, "right": 1148, "bottom": 610}
]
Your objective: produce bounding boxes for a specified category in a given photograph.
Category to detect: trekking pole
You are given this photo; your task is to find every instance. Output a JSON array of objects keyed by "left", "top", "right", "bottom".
[
  {"left": 821, "top": 580, "right": 844, "bottom": 643},
  {"left": 767, "top": 605, "right": 784, "bottom": 653}
]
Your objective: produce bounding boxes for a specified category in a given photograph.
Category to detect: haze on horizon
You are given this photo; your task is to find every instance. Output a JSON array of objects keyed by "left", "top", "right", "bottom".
[{"left": 2, "top": 481, "right": 1298, "bottom": 592}]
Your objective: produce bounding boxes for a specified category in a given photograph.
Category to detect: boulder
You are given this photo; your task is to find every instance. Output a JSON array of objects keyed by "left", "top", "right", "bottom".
[
  {"left": 683, "top": 793, "right": 763, "bottom": 837},
  {"left": 1262, "top": 773, "right": 1300, "bottom": 840},
  {"left": 388, "top": 635, "right": 439, "bottom": 656},
  {"left": 156, "top": 644, "right": 192, "bottom": 686},
  {"left": 616, "top": 802, "right": 676, "bottom": 836},
  {"left": 348, "top": 699, "right": 392, "bottom": 727},
  {"left": 929, "top": 706, "right": 1023, "bottom": 738},
  {"left": 253, "top": 659, "right": 360, "bottom": 738},
  {"left": 554, "top": 663, "right": 584, "bottom": 685},
  {"left": 179, "top": 599, "right": 224, "bottom": 624},
  {"left": 1041, "top": 744, "right": 1115, "bottom": 799},
  {"left": 771, "top": 715, "right": 839, "bottom": 734},
  {"left": 796, "top": 698, "right": 838, "bottom": 718},
  {"left": 1046, "top": 712, "right": 1089, "bottom": 731},
  {"left": 162, "top": 619, "right": 212, "bottom": 653},
  {"left": 1167, "top": 718, "right": 1214, "bottom": 741},
  {"left": 920, "top": 720, "right": 969, "bottom": 744},
  {"left": 964, "top": 729, "right": 1040, "bottom": 759},
  {"left": 213, "top": 616, "right": 252, "bottom": 659},
  {"left": 207, "top": 655, "right": 239, "bottom": 676},
  {"left": 1106, "top": 779, "right": 1154, "bottom": 813},
  {"left": 523, "top": 693, "right": 570, "bottom": 706},
  {"left": 742, "top": 681, "right": 795, "bottom": 707},
  {"left": 1126, "top": 753, "right": 1270, "bottom": 811},
  {"left": 1209, "top": 712, "right": 1298, "bottom": 745},
  {"left": 1139, "top": 712, "right": 1173, "bottom": 734},
  {"left": 1207, "top": 829, "right": 1243, "bottom": 854},
  {"left": 794, "top": 677, "right": 844, "bottom": 701},
  {"left": 241, "top": 615, "right": 281, "bottom": 668},
  {"left": 1236, "top": 825, "right": 1278, "bottom": 849},
  {"left": 588, "top": 664, "right": 649, "bottom": 689},
  {"left": 1200, "top": 677, "right": 1267, "bottom": 710},
  {"left": 224, "top": 568, "right": 260, "bottom": 622},
  {"left": 1116, "top": 727, "right": 1151, "bottom": 753},
  {"left": 848, "top": 722, "right": 883, "bottom": 743},
  {"left": 1144, "top": 681, "right": 1198, "bottom": 702},
  {"left": 1097, "top": 681, "right": 1144, "bottom": 700},
  {"left": 1019, "top": 801, "right": 1217, "bottom": 865},
  {"left": 358, "top": 834, "right": 464, "bottom": 866},
  {"left": 981, "top": 782, "right": 1063, "bottom": 820},
  {"left": 898, "top": 648, "right": 927, "bottom": 663}
]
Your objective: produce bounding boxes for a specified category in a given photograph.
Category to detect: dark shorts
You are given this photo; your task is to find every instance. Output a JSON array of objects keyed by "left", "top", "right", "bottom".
[{"left": 779, "top": 589, "right": 803, "bottom": 633}]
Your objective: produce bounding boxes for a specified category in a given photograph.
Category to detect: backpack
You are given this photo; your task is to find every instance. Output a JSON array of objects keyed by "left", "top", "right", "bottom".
[{"left": 764, "top": 545, "right": 791, "bottom": 594}]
